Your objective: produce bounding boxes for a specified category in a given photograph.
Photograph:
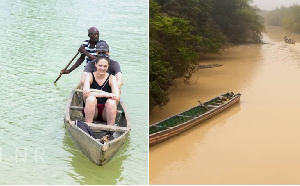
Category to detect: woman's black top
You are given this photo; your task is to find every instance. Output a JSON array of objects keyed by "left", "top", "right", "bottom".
[{"left": 90, "top": 73, "right": 111, "bottom": 104}]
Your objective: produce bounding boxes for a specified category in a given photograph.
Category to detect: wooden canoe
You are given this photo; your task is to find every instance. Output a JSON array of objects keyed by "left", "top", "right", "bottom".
[
  {"left": 284, "top": 37, "right": 295, "bottom": 44},
  {"left": 64, "top": 85, "right": 131, "bottom": 165},
  {"left": 285, "top": 40, "right": 295, "bottom": 44},
  {"left": 149, "top": 92, "right": 241, "bottom": 147}
]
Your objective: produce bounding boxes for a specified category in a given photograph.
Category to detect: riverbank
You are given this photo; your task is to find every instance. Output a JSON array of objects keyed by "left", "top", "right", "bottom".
[{"left": 149, "top": 43, "right": 262, "bottom": 125}]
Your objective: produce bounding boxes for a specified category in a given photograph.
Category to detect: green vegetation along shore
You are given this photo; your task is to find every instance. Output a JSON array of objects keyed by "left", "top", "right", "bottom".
[
  {"left": 264, "top": 5, "right": 300, "bottom": 33},
  {"left": 149, "top": 0, "right": 264, "bottom": 112}
]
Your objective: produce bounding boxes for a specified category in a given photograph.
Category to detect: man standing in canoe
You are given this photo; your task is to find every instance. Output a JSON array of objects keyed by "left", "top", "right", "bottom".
[
  {"left": 60, "top": 27, "right": 100, "bottom": 81},
  {"left": 84, "top": 41, "right": 123, "bottom": 94}
]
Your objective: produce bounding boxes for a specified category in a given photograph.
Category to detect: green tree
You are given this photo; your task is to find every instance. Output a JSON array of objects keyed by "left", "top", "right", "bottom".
[
  {"left": 282, "top": 5, "right": 300, "bottom": 33},
  {"left": 149, "top": 0, "right": 201, "bottom": 110},
  {"left": 265, "top": 5, "right": 300, "bottom": 33},
  {"left": 156, "top": 0, "right": 227, "bottom": 53},
  {"left": 149, "top": 0, "right": 265, "bottom": 112},
  {"left": 265, "top": 7, "right": 285, "bottom": 26},
  {"left": 211, "top": 0, "right": 264, "bottom": 43}
]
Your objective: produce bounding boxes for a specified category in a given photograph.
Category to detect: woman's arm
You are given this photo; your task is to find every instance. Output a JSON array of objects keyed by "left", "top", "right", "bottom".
[
  {"left": 88, "top": 90, "right": 116, "bottom": 100},
  {"left": 109, "top": 75, "right": 120, "bottom": 102},
  {"left": 115, "top": 72, "right": 123, "bottom": 90},
  {"left": 83, "top": 73, "right": 92, "bottom": 98}
]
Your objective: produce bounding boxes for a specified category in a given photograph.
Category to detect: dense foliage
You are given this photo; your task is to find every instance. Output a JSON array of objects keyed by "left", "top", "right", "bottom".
[
  {"left": 149, "top": 0, "right": 264, "bottom": 111},
  {"left": 265, "top": 5, "right": 300, "bottom": 33},
  {"left": 211, "top": 0, "right": 264, "bottom": 43}
]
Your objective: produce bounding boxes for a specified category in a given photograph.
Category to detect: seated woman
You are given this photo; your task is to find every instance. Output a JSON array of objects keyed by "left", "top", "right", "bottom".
[{"left": 83, "top": 56, "right": 120, "bottom": 126}]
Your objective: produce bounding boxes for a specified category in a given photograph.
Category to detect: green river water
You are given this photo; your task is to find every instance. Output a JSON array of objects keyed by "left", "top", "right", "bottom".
[{"left": 0, "top": 0, "right": 148, "bottom": 184}]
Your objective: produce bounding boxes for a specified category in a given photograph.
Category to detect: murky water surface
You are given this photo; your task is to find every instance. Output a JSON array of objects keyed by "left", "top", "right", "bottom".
[
  {"left": 149, "top": 26, "right": 300, "bottom": 184},
  {"left": 0, "top": 0, "right": 148, "bottom": 184}
]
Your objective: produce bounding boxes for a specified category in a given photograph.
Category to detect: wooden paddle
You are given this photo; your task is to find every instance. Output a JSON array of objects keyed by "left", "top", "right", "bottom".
[{"left": 54, "top": 51, "right": 80, "bottom": 84}]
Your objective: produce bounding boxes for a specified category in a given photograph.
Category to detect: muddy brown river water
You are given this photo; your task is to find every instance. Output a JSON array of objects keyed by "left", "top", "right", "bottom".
[{"left": 149, "top": 26, "right": 300, "bottom": 184}]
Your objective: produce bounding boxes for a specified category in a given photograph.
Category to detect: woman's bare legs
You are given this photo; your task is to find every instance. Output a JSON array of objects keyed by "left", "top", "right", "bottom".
[
  {"left": 84, "top": 95, "right": 98, "bottom": 123},
  {"left": 102, "top": 99, "right": 117, "bottom": 125}
]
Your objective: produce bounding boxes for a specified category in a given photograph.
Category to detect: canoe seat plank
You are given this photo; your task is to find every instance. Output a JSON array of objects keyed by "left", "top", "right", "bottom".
[
  {"left": 70, "top": 106, "right": 123, "bottom": 114},
  {"left": 70, "top": 106, "right": 83, "bottom": 110},
  {"left": 207, "top": 105, "right": 219, "bottom": 108},
  {"left": 178, "top": 114, "right": 195, "bottom": 118},
  {"left": 86, "top": 122, "right": 128, "bottom": 132}
]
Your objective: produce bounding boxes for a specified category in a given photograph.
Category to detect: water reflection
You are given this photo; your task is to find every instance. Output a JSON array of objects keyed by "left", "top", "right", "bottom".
[{"left": 62, "top": 131, "right": 131, "bottom": 185}]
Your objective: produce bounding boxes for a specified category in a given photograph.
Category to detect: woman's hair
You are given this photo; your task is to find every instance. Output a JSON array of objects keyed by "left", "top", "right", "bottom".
[{"left": 95, "top": 56, "right": 109, "bottom": 64}]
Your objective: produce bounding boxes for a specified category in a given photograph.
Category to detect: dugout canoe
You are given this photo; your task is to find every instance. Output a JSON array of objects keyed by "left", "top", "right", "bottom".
[
  {"left": 284, "top": 37, "right": 295, "bottom": 44},
  {"left": 64, "top": 85, "right": 131, "bottom": 165},
  {"left": 285, "top": 40, "right": 295, "bottom": 44},
  {"left": 149, "top": 92, "right": 241, "bottom": 147}
]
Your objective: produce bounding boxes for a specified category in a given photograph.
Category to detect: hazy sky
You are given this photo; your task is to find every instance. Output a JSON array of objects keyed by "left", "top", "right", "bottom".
[{"left": 251, "top": 0, "right": 300, "bottom": 10}]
